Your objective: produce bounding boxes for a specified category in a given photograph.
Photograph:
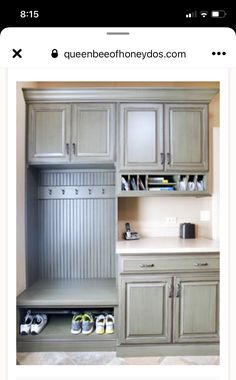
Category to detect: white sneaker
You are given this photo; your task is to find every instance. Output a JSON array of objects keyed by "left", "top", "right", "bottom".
[
  {"left": 20, "top": 311, "right": 33, "bottom": 335},
  {"left": 95, "top": 314, "right": 105, "bottom": 334},
  {"left": 31, "top": 314, "right": 48, "bottom": 335},
  {"left": 105, "top": 314, "right": 114, "bottom": 334}
]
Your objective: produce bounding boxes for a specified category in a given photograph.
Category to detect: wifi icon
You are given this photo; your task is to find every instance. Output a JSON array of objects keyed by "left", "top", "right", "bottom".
[{"left": 200, "top": 11, "right": 208, "bottom": 18}]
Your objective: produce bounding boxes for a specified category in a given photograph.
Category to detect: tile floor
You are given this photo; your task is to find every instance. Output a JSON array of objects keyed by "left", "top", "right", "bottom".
[{"left": 17, "top": 352, "right": 219, "bottom": 365}]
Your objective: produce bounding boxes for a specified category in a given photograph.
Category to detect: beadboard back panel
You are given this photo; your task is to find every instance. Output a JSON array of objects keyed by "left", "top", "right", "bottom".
[
  {"left": 38, "top": 198, "right": 116, "bottom": 279},
  {"left": 33, "top": 170, "right": 116, "bottom": 280}
]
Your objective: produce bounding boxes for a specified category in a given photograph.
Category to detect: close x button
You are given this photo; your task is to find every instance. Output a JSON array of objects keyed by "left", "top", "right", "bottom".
[{"left": 12, "top": 49, "right": 22, "bottom": 58}]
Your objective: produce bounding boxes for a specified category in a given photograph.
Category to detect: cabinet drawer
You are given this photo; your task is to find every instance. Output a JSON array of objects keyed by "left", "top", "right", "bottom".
[{"left": 120, "top": 255, "right": 219, "bottom": 273}]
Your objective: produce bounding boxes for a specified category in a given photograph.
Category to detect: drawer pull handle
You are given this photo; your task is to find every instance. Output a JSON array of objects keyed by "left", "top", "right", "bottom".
[
  {"left": 166, "top": 152, "right": 171, "bottom": 165},
  {"left": 194, "top": 262, "right": 209, "bottom": 267},
  {"left": 160, "top": 153, "right": 165, "bottom": 165},
  {"left": 139, "top": 264, "right": 155, "bottom": 268},
  {"left": 169, "top": 284, "right": 173, "bottom": 298}
]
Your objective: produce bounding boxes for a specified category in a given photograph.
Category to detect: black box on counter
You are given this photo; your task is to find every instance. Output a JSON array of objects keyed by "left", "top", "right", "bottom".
[{"left": 179, "top": 223, "right": 196, "bottom": 239}]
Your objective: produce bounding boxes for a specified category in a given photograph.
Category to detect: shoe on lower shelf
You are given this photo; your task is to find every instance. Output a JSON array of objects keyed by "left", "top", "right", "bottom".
[
  {"left": 82, "top": 312, "right": 94, "bottom": 335},
  {"left": 95, "top": 314, "right": 105, "bottom": 335},
  {"left": 31, "top": 314, "right": 48, "bottom": 335},
  {"left": 71, "top": 313, "right": 83, "bottom": 334},
  {"left": 20, "top": 311, "right": 33, "bottom": 335},
  {"left": 105, "top": 314, "right": 114, "bottom": 334}
]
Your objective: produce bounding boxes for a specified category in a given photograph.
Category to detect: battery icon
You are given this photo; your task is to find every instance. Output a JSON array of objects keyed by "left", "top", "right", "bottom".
[{"left": 211, "top": 10, "right": 227, "bottom": 18}]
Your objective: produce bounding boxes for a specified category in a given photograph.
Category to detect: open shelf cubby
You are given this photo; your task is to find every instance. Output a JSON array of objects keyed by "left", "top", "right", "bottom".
[
  {"left": 119, "top": 173, "right": 209, "bottom": 196},
  {"left": 17, "top": 279, "right": 118, "bottom": 352}
]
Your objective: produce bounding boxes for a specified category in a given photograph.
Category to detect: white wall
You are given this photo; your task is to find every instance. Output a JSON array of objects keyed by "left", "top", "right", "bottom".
[
  {"left": 118, "top": 196, "right": 213, "bottom": 239},
  {"left": 17, "top": 82, "right": 39, "bottom": 295},
  {"left": 16, "top": 84, "right": 26, "bottom": 295}
]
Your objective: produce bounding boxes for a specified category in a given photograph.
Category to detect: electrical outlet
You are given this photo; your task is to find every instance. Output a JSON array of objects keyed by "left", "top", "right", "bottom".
[{"left": 165, "top": 217, "right": 177, "bottom": 224}]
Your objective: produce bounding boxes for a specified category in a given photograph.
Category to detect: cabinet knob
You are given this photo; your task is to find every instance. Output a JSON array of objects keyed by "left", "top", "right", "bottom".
[{"left": 139, "top": 263, "right": 155, "bottom": 268}]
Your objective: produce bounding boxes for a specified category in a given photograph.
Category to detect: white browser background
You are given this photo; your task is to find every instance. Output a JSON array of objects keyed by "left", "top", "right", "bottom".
[{"left": 0, "top": 27, "right": 235, "bottom": 380}]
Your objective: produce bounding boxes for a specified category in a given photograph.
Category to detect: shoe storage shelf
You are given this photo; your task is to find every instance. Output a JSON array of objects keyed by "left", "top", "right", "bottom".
[
  {"left": 17, "top": 279, "right": 118, "bottom": 352},
  {"left": 118, "top": 173, "right": 210, "bottom": 197},
  {"left": 17, "top": 168, "right": 118, "bottom": 352}
]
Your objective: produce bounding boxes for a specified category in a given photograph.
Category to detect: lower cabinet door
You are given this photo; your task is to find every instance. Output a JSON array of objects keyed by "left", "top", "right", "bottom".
[
  {"left": 119, "top": 275, "right": 172, "bottom": 344},
  {"left": 174, "top": 274, "right": 219, "bottom": 343}
]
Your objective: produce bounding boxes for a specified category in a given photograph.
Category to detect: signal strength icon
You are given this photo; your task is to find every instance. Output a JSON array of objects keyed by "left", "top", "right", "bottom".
[
  {"left": 200, "top": 11, "right": 208, "bottom": 18},
  {"left": 186, "top": 11, "right": 197, "bottom": 18}
]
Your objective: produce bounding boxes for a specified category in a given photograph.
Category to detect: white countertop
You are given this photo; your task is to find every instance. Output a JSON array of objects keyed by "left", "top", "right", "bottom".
[{"left": 116, "top": 237, "right": 219, "bottom": 254}]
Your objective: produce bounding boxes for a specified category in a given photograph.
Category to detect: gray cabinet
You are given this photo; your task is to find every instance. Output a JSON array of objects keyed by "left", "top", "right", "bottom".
[
  {"left": 165, "top": 104, "right": 208, "bottom": 171},
  {"left": 119, "top": 275, "right": 172, "bottom": 344},
  {"left": 28, "top": 103, "right": 115, "bottom": 164},
  {"left": 28, "top": 104, "right": 71, "bottom": 163},
  {"left": 72, "top": 104, "right": 115, "bottom": 162},
  {"left": 119, "top": 104, "right": 164, "bottom": 170},
  {"left": 119, "top": 103, "right": 208, "bottom": 172},
  {"left": 174, "top": 274, "right": 219, "bottom": 343},
  {"left": 118, "top": 253, "right": 219, "bottom": 350}
]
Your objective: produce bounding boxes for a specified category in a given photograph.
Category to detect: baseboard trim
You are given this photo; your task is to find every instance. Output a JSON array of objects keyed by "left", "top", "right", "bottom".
[
  {"left": 17, "top": 340, "right": 116, "bottom": 352},
  {"left": 116, "top": 343, "right": 219, "bottom": 357}
]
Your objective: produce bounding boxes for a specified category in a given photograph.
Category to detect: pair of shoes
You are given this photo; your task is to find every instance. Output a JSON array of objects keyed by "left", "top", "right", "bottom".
[
  {"left": 95, "top": 314, "right": 115, "bottom": 335},
  {"left": 71, "top": 312, "right": 94, "bottom": 335},
  {"left": 20, "top": 312, "right": 48, "bottom": 335}
]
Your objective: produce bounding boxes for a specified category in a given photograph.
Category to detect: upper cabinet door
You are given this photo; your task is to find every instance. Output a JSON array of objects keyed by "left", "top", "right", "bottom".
[
  {"left": 71, "top": 104, "right": 115, "bottom": 162},
  {"left": 164, "top": 104, "right": 208, "bottom": 172},
  {"left": 120, "top": 104, "right": 164, "bottom": 170},
  {"left": 28, "top": 104, "right": 71, "bottom": 163}
]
